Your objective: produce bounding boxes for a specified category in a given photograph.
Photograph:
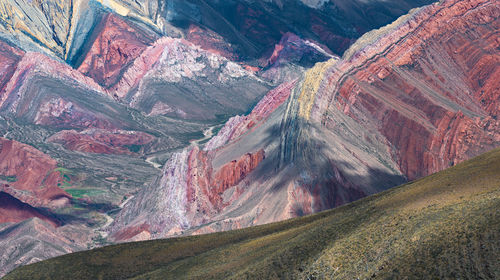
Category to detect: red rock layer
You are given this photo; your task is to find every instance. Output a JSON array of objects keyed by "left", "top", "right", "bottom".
[
  {"left": 319, "top": 0, "right": 500, "bottom": 180},
  {"left": 78, "top": 13, "right": 157, "bottom": 89},
  {"left": 0, "top": 40, "right": 24, "bottom": 93},
  {"left": 112, "top": 223, "right": 150, "bottom": 241},
  {"left": 186, "top": 24, "right": 239, "bottom": 61},
  {"left": 0, "top": 192, "right": 60, "bottom": 227},
  {"left": 108, "top": 37, "right": 173, "bottom": 99},
  {"left": 47, "top": 129, "right": 154, "bottom": 155},
  {"left": 213, "top": 150, "right": 265, "bottom": 197},
  {"left": 0, "top": 52, "right": 106, "bottom": 127},
  {"left": 0, "top": 138, "right": 71, "bottom": 207},
  {"left": 187, "top": 148, "right": 265, "bottom": 214}
]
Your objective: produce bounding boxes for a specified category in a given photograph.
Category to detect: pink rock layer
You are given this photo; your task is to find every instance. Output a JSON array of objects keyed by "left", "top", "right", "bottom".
[
  {"left": 0, "top": 138, "right": 71, "bottom": 208},
  {"left": 111, "top": 76, "right": 296, "bottom": 240},
  {"left": 77, "top": 13, "right": 158, "bottom": 89},
  {"left": 107, "top": 37, "right": 176, "bottom": 99},
  {"left": 0, "top": 50, "right": 111, "bottom": 129},
  {"left": 0, "top": 52, "right": 105, "bottom": 110},
  {"left": 47, "top": 129, "right": 155, "bottom": 155},
  {"left": 0, "top": 40, "right": 24, "bottom": 93},
  {"left": 111, "top": 0, "right": 500, "bottom": 242}
]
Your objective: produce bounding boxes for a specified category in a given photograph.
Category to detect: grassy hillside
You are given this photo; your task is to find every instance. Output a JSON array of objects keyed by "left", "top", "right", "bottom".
[{"left": 5, "top": 148, "right": 500, "bottom": 280}]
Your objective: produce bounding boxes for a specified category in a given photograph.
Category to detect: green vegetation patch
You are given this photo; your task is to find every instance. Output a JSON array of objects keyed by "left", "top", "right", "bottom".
[
  {"left": 53, "top": 167, "right": 74, "bottom": 188},
  {"left": 125, "top": 144, "right": 142, "bottom": 153},
  {"left": 65, "top": 188, "right": 106, "bottom": 199},
  {"left": 0, "top": 175, "right": 17, "bottom": 182}
]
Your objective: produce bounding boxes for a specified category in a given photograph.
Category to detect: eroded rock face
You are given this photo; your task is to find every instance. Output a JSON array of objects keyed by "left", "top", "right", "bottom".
[
  {"left": 0, "top": 138, "right": 70, "bottom": 208},
  {"left": 185, "top": 24, "right": 239, "bottom": 61},
  {"left": 120, "top": 37, "right": 270, "bottom": 120},
  {"left": 77, "top": 13, "right": 158, "bottom": 89},
  {"left": 0, "top": 0, "right": 498, "bottom": 275},
  {"left": 0, "top": 41, "right": 23, "bottom": 93},
  {"left": 0, "top": 51, "right": 111, "bottom": 128},
  {"left": 0, "top": 218, "right": 90, "bottom": 278},
  {"left": 111, "top": 147, "right": 266, "bottom": 240},
  {"left": 188, "top": 148, "right": 266, "bottom": 215},
  {"left": 0, "top": 0, "right": 75, "bottom": 57},
  {"left": 260, "top": 33, "right": 336, "bottom": 84},
  {"left": 109, "top": 79, "right": 297, "bottom": 240},
  {"left": 204, "top": 79, "right": 298, "bottom": 151}
]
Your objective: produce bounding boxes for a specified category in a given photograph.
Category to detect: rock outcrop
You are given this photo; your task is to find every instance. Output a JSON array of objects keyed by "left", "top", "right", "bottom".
[
  {"left": 0, "top": 40, "right": 23, "bottom": 93},
  {"left": 304, "top": 0, "right": 500, "bottom": 180},
  {"left": 0, "top": 0, "right": 76, "bottom": 57},
  {"left": 109, "top": 80, "right": 297, "bottom": 240},
  {"left": 77, "top": 13, "right": 158, "bottom": 89},
  {"left": 0, "top": 217, "right": 90, "bottom": 278},
  {"left": 111, "top": 147, "right": 266, "bottom": 240},
  {"left": 119, "top": 37, "right": 270, "bottom": 120},
  {"left": 260, "top": 32, "right": 336, "bottom": 83}
]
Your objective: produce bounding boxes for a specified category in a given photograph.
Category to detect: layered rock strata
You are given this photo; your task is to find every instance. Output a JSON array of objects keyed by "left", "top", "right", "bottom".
[{"left": 113, "top": 0, "right": 500, "bottom": 241}]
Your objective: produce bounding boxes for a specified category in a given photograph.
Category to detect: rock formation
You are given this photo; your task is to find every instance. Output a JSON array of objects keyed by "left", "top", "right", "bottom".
[
  {"left": 77, "top": 13, "right": 158, "bottom": 89},
  {"left": 116, "top": 37, "right": 270, "bottom": 120},
  {"left": 98, "top": 0, "right": 435, "bottom": 57},
  {"left": 112, "top": 0, "right": 500, "bottom": 241},
  {"left": 0, "top": 218, "right": 90, "bottom": 278}
]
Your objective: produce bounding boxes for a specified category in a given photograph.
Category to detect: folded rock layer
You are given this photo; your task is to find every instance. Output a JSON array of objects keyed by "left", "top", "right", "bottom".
[{"left": 112, "top": 0, "right": 500, "bottom": 241}]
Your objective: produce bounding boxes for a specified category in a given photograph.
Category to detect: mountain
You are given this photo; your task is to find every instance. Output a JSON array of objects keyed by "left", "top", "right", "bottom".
[
  {"left": 0, "top": 0, "right": 498, "bottom": 277},
  {"left": 110, "top": 0, "right": 500, "bottom": 241},
  {"left": 5, "top": 147, "right": 500, "bottom": 279},
  {"left": 0, "top": 0, "right": 436, "bottom": 62}
]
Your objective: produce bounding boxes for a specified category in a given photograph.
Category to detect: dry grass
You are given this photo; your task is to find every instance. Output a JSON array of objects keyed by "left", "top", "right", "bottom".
[{"left": 5, "top": 148, "right": 500, "bottom": 280}]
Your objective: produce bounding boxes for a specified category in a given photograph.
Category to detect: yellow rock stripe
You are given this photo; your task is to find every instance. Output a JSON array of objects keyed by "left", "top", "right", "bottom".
[{"left": 297, "top": 59, "right": 334, "bottom": 120}]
